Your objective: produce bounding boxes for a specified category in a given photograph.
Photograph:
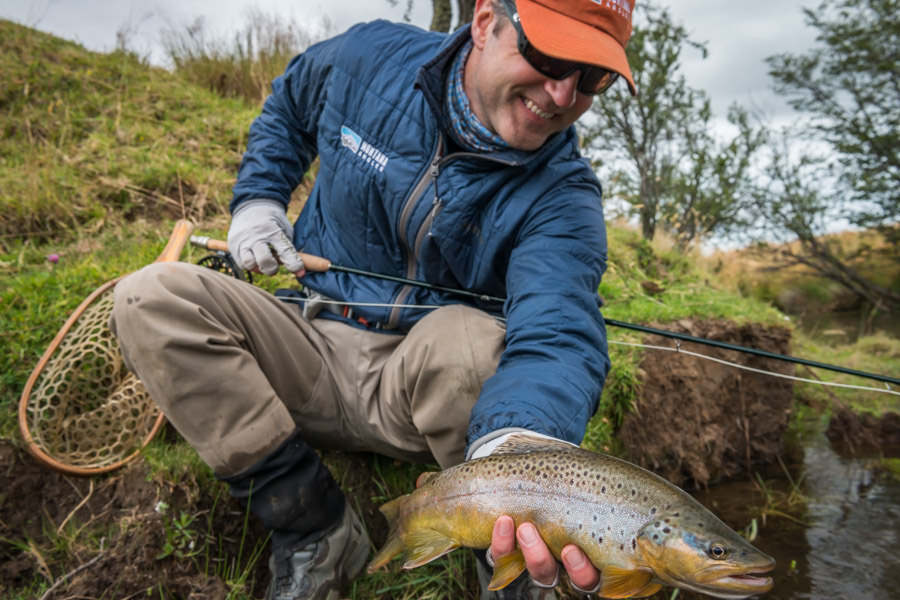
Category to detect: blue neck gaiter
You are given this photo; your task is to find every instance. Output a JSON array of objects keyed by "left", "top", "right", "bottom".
[{"left": 445, "top": 40, "right": 511, "bottom": 153}]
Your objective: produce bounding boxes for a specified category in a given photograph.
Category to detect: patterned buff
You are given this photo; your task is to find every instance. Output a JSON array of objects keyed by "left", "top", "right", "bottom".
[{"left": 446, "top": 40, "right": 511, "bottom": 153}]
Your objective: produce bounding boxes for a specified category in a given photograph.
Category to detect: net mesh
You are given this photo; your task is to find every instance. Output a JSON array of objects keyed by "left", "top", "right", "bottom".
[{"left": 24, "top": 288, "right": 159, "bottom": 469}]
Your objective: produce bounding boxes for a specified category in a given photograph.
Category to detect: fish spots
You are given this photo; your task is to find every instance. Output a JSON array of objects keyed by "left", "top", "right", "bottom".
[
  {"left": 631, "top": 538, "right": 636, "bottom": 550},
  {"left": 650, "top": 507, "right": 657, "bottom": 515},
  {"left": 631, "top": 489, "right": 636, "bottom": 497},
  {"left": 663, "top": 527, "right": 671, "bottom": 534},
  {"left": 601, "top": 486, "right": 606, "bottom": 493}
]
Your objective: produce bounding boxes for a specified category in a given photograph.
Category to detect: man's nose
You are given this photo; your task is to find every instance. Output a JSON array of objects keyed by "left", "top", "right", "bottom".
[{"left": 544, "top": 72, "right": 580, "bottom": 108}]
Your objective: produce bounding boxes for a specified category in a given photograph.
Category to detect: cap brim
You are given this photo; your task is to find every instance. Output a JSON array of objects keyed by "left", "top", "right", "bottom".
[{"left": 516, "top": 0, "right": 637, "bottom": 96}]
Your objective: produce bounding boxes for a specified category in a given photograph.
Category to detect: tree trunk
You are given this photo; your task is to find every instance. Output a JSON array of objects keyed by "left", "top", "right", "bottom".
[{"left": 430, "top": 0, "right": 452, "bottom": 32}]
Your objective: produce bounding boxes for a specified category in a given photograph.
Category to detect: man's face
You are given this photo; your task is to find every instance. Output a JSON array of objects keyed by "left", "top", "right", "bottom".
[{"left": 464, "top": 4, "right": 594, "bottom": 151}]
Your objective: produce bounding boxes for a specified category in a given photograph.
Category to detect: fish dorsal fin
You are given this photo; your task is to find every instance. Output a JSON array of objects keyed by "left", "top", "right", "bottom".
[
  {"left": 599, "top": 565, "right": 654, "bottom": 599},
  {"left": 401, "top": 528, "right": 459, "bottom": 569},
  {"left": 487, "top": 549, "right": 527, "bottom": 590},
  {"left": 492, "top": 433, "right": 578, "bottom": 456}
]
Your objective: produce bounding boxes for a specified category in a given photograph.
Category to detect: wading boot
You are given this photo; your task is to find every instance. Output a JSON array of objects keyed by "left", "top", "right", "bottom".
[
  {"left": 222, "top": 432, "right": 370, "bottom": 600},
  {"left": 267, "top": 503, "right": 371, "bottom": 600}
]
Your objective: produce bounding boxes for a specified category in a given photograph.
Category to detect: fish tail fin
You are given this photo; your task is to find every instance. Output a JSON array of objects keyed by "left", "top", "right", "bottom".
[
  {"left": 367, "top": 532, "right": 406, "bottom": 573},
  {"left": 367, "top": 494, "right": 410, "bottom": 573}
]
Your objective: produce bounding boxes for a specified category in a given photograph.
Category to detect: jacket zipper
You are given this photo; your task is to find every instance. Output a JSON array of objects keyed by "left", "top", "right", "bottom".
[
  {"left": 388, "top": 143, "right": 519, "bottom": 328},
  {"left": 389, "top": 136, "right": 444, "bottom": 327}
]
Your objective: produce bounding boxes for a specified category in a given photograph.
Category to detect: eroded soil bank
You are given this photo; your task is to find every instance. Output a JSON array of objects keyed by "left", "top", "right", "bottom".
[{"left": 618, "top": 319, "right": 796, "bottom": 488}]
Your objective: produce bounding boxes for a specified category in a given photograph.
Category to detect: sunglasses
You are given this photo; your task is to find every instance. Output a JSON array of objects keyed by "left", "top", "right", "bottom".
[{"left": 499, "top": 0, "right": 619, "bottom": 96}]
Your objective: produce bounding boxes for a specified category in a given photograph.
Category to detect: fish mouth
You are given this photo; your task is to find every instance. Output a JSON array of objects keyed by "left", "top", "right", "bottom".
[
  {"left": 712, "top": 570, "right": 775, "bottom": 592},
  {"left": 682, "top": 562, "right": 775, "bottom": 598}
]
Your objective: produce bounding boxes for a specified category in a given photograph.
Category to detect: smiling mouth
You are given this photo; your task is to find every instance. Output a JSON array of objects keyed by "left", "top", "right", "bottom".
[{"left": 522, "top": 97, "right": 554, "bottom": 120}]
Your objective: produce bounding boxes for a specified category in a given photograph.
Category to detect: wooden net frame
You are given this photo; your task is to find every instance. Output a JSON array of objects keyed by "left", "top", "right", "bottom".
[{"left": 18, "top": 220, "right": 193, "bottom": 475}]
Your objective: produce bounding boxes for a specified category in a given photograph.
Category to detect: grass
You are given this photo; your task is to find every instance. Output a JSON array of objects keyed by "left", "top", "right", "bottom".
[
  {"left": 0, "top": 18, "right": 256, "bottom": 247},
  {"left": 161, "top": 8, "right": 332, "bottom": 106}
]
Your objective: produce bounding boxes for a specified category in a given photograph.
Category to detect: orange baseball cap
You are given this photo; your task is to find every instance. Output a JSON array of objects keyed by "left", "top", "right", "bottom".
[{"left": 516, "top": 0, "right": 637, "bottom": 96}]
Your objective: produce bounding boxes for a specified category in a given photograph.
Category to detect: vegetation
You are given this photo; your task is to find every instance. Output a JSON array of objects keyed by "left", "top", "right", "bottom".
[
  {"left": 0, "top": 20, "right": 256, "bottom": 247},
  {"left": 161, "top": 8, "right": 331, "bottom": 107},
  {"left": 583, "top": 3, "right": 767, "bottom": 248},
  {"left": 747, "top": 0, "right": 900, "bottom": 312},
  {"left": 1, "top": 9, "right": 897, "bottom": 600}
]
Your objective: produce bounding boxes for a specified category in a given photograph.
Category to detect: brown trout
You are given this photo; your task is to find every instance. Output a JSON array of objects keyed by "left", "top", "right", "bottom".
[{"left": 368, "top": 435, "right": 774, "bottom": 598}]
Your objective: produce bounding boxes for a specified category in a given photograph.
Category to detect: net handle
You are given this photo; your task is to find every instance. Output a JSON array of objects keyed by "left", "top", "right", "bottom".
[{"left": 18, "top": 219, "right": 195, "bottom": 476}]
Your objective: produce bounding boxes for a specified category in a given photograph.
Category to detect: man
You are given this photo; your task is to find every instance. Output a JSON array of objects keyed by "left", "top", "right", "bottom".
[{"left": 111, "top": 0, "right": 637, "bottom": 598}]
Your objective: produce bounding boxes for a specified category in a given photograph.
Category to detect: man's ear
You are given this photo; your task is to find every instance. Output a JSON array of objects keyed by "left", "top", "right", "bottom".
[{"left": 470, "top": 0, "right": 496, "bottom": 50}]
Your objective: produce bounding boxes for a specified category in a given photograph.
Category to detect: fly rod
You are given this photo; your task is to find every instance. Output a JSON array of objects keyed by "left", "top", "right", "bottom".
[{"left": 190, "top": 236, "right": 899, "bottom": 387}]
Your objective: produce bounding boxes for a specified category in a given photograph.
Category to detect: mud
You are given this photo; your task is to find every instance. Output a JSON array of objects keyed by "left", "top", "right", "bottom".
[
  {"left": 826, "top": 408, "right": 900, "bottom": 457},
  {"left": 0, "top": 427, "right": 393, "bottom": 600},
  {"left": 0, "top": 429, "right": 270, "bottom": 599},
  {"left": 617, "top": 318, "right": 795, "bottom": 488}
]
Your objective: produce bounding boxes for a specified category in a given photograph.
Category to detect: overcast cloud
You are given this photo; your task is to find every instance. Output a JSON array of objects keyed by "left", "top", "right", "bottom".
[{"left": 2, "top": 0, "right": 817, "bottom": 126}]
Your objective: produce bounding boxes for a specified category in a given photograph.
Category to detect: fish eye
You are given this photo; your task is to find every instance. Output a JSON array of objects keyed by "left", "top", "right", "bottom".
[{"left": 708, "top": 544, "right": 728, "bottom": 560}]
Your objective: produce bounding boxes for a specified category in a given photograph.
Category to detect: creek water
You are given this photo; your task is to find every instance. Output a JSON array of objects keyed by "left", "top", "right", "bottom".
[{"left": 691, "top": 418, "right": 900, "bottom": 600}]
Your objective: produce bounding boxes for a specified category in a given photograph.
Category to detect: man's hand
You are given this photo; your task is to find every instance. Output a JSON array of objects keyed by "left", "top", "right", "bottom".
[
  {"left": 490, "top": 515, "right": 600, "bottom": 591},
  {"left": 227, "top": 199, "right": 305, "bottom": 275}
]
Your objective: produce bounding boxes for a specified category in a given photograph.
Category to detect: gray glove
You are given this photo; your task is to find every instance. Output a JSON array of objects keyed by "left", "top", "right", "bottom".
[{"left": 227, "top": 199, "right": 304, "bottom": 275}]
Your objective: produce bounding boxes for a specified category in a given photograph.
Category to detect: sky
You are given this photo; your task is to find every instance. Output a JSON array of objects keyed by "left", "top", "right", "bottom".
[{"left": 2, "top": 0, "right": 819, "bottom": 127}]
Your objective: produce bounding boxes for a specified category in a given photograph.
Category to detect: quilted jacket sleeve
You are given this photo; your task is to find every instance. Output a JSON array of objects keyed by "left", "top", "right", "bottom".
[
  {"left": 230, "top": 31, "right": 347, "bottom": 213},
  {"left": 467, "top": 181, "right": 611, "bottom": 448}
]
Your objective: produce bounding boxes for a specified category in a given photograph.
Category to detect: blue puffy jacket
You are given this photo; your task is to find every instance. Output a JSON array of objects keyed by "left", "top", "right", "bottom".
[{"left": 232, "top": 21, "right": 611, "bottom": 449}]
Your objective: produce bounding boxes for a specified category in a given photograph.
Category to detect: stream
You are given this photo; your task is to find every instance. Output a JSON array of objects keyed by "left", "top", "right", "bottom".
[{"left": 692, "top": 418, "right": 900, "bottom": 600}]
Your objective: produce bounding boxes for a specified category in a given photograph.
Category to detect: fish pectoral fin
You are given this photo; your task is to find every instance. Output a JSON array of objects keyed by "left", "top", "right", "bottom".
[
  {"left": 487, "top": 549, "right": 527, "bottom": 590},
  {"left": 599, "top": 566, "right": 654, "bottom": 599},
  {"left": 401, "top": 528, "right": 459, "bottom": 569}
]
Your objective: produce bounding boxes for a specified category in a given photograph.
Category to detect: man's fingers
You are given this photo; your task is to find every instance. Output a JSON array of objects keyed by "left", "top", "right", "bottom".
[
  {"left": 236, "top": 246, "right": 257, "bottom": 272},
  {"left": 489, "top": 515, "right": 516, "bottom": 561},
  {"left": 251, "top": 240, "right": 280, "bottom": 275},
  {"left": 561, "top": 544, "right": 600, "bottom": 592},
  {"left": 516, "top": 523, "right": 559, "bottom": 587},
  {"left": 271, "top": 233, "right": 305, "bottom": 274}
]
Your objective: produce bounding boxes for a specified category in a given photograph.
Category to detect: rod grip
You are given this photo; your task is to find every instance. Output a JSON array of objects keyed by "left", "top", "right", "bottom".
[{"left": 189, "top": 235, "right": 332, "bottom": 273}]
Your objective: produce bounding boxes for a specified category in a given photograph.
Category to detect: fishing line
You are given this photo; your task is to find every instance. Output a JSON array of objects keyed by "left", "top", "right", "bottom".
[
  {"left": 192, "top": 241, "right": 898, "bottom": 387},
  {"left": 273, "top": 294, "right": 898, "bottom": 387},
  {"left": 272, "top": 295, "right": 897, "bottom": 394},
  {"left": 608, "top": 339, "right": 899, "bottom": 397}
]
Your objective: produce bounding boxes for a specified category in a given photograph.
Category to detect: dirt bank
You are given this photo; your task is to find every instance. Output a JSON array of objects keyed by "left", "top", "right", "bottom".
[
  {"left": 0, "top": 433, "right": 270, "bottom": 599},
  {"left": 617, "top": 318, "right": 795, "bottom": 488},
  {"left": 827, "top": 408, "right": 900, "bottom": 457}
]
